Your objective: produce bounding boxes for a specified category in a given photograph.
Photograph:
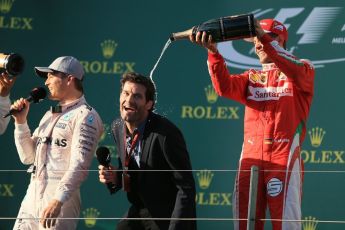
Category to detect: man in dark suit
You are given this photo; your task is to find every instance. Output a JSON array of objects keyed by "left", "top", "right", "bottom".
[{"left": 98, "top": 72, "right": 197, "bottom": 230}]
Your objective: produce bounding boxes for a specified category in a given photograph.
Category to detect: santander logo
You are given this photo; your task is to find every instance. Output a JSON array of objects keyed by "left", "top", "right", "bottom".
[
  {"left": 218, "top": 7, "right": 345, "bottom": 70},
  {"left": 248, "top": 82, "right": 293, "bottom": 101}
]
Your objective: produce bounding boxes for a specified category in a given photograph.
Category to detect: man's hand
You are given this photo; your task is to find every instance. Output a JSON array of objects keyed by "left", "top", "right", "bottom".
[
  {"left": 189, "top": 31, "right": 218, "bottom": 54},
  {"left": 10, "top": 98, "right": 30, "bottom": 124},
  {"left": 0, "top": 73, "right": 16, "bottom": 97},
  {"left": 98, "top": 164, "right": 117, "bottom": 185},
  {"left": 40, "top": 199, "right": 63, "bottom": 228}
]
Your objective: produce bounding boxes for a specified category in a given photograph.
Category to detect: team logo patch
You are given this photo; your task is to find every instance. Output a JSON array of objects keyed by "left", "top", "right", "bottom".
[
  {"left": 276, "top": 71, "right": 287, "bottom": 82},
  {"left": 87, "top": 114, "right": 94, "bottom": 124},
  {"left": 247, "top": 82, "right": 293, "bottom": 101},
  {"left": 249, "top": 71, "right": 268, "bottom": 84},
  {"left": 55, "top": 122, "right": 67, "bottom": 129},
  {"left": 62, "top": 112, "right": 74, "bottom": 121},
  {"left": 273, "top": 24, "right": 284, "bottom": 32},
  {"left": 267, "top": 178, "right": 283, "bottom": 197}
]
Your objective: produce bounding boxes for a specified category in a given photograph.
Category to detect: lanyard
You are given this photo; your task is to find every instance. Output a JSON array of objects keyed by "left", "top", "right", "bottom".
[{"left": 124, "top": 129, "right": 140, "bottom": 169}]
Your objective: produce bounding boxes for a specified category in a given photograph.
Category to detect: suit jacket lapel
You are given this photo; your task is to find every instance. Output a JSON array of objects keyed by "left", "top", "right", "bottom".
[
  {"left": 112, "top": 119, "right": 126, "bottom": 168},
  {"left": 114, "top": 113, "right": 156, "bottom": 168},
  {"left": 140, "top": 114, "right": 155, "bottom": 167}
]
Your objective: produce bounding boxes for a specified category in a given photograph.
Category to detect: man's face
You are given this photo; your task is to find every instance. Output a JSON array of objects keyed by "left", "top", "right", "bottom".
[
  {"left": 253, "top": 37, "right": 272, "bottom": 64},
  {"left": 45, "top": 71, "right": 68, "bottom": 101},
  {"left": 253, "top": 34, "right": 285, "bottom": 64},
  {"left": 120, "top": 81, "right": 153, "bottom": 126}
]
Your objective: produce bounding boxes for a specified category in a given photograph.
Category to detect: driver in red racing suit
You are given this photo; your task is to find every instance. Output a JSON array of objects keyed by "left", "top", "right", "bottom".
[{"left": 190, "top": 19, "right": 314, "bottom": 230}]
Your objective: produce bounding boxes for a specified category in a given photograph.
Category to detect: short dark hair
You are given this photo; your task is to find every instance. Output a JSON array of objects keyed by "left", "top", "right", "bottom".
[
  {"left": 74, "top": 78, "right": 84, "bottom": 93},
  {"left": 120, "top": 72, "right": 156, "bottom": 111}
]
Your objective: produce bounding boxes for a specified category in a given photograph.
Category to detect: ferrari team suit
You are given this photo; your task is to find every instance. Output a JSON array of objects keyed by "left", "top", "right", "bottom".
[
  {"left": 207, "top": 34, "right": 314, "bottom": 230},
  {"left": 13, "top": 96, "right": 103, "bottom": 230}
]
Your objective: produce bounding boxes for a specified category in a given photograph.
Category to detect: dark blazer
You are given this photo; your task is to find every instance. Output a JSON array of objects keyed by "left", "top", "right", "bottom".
[{"left": 112, "top": 112, "right": 197, "bottom": 230}]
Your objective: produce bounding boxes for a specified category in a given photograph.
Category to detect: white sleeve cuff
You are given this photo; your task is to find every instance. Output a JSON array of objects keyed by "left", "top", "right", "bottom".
[{"left": 14, "top": 122, "right": 29, "bottom": 134}]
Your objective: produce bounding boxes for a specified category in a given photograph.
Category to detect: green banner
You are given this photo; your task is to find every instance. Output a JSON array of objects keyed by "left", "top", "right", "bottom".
[{"left": 1, "top": 0, "right": 345, "bottom": 229}]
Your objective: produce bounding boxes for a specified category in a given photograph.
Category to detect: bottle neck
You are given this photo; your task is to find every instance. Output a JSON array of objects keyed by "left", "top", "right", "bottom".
[{"left": 170, "top": 27, "right": 194, "bottom": 41}]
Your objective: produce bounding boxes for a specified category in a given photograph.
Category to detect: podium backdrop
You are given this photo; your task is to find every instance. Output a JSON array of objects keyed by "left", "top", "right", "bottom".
[{"left": 1, "top": 0, "right": 345, "bottom": 229}]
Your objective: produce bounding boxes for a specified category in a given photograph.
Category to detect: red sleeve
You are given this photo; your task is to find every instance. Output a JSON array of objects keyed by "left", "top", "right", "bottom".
[
  {"left": 260, "top": 34, "right": 315, "bottom": 95},
  {"left": 207, "top": 51, "right": 249, "bottom": 105}
]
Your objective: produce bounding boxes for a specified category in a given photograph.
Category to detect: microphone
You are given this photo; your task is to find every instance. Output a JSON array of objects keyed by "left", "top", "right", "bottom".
[
  {"left": 3, "top": 87, "right": 47, "bottom": 118},
  {"left": 96, "top": 146, "right": 117, "bottom": 194}
]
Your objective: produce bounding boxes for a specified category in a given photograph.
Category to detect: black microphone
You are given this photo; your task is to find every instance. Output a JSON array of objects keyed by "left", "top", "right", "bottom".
[
  {"left": 3, "top": 87, "right": 47, "bottom": 118},
  {"left": 96, "top": 146, "right": 117, "bottom": 194}
]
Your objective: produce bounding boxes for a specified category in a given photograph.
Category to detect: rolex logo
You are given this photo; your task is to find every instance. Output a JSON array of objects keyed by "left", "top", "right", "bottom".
[
  {"left": 0, "top": 0, "right": 14, "bottom": 13},
  {"left": 197, "top": 169, "right": 214, "bottom": 189},
  {"left": 83, "top": 207, "right": 100, "bottom": 228},
  {"left": 302, "top": 216, "right": 318, "bottom": 230},
  {"left": 308, "top": 127, "right": 326, "bottom": 148},
  {"left": 205, "top": 85, "right": 218, "bottom": 104},
  {"left": 101, "top": 40, "right": 118, "bottom": 59}
]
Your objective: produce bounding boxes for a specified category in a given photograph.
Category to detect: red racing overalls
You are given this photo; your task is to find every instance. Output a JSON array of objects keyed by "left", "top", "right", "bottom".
[{"left": 207, "top": 34, "right": 315, "bottom": 230}]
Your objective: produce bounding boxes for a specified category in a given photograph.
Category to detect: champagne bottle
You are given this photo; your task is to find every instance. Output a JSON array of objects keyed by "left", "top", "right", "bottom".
[
  {"left": 0, "top": 53, "right": 25, "bottom": 76},
  {"left": 170, "top": 13, "right": 256, "bottom": 42}
]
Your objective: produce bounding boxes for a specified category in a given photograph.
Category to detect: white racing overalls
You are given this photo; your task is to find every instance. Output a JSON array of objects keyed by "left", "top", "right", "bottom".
[{"left": 13, "top": 96, "right": 103, "bottom": 230}]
